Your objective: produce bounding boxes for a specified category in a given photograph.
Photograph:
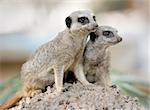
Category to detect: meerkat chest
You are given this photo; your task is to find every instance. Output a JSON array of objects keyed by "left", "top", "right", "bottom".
[
  {"left": 72, "top": 37, "right": 87, "bottom": 58},
  {"left": 84, "top": 48, "right": 110, "bottom": 66}
]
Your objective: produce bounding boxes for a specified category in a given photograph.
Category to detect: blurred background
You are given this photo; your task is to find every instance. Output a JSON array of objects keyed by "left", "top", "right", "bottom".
[{"left": 0, "top": 0, "right": 149, "bottom": 109}]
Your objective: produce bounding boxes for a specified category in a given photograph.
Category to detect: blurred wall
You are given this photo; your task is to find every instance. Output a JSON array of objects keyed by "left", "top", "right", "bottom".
[{"left": 0, "top": 0, "right": 149, "bottom": 81}]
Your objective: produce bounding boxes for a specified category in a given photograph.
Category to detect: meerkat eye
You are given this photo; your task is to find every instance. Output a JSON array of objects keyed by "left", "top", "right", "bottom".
[
  {"left": 103, "top": 31, "right": 114, "bottom": 38},
  {"left": 78, "top": 17, "right": 89, "bottom": 25},
  {"left": 93, "top": 16, "right": 96, "bottom": 21}
]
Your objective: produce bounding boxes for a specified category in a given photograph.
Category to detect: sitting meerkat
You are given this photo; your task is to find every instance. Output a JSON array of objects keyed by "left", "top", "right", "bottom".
[
  {"left": 0, "top": 10, "right": 98, "bottom": 109},
  {"left": 83, "top": 26, "right": 122, "bottom": 86}
]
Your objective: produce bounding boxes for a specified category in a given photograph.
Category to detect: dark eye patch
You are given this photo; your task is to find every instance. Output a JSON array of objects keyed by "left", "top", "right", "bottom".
[
  {"left": 93, "top": 16, "right": 96, "bottom": 21},
  {"left": 90, "top": 32, "right": 98, "bottom": 42},
  {"left": 102, "top": 31, "right": 114, "bottom": 38},
  {"left": 78, "top": 17, "right": 89, "bottom": 25}
]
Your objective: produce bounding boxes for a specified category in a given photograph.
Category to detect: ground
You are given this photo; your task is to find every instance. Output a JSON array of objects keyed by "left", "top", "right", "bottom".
[{"left": 9, "top": 82, "right": 145, "bottom": 110}]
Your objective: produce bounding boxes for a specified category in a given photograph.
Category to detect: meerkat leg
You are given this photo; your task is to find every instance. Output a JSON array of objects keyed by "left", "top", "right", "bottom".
[
  {"left": 23, "top": 85, "right": 42, "bottom": 97},
  {"left": 95, "top": 68, "right": 111, "bottom": 87},
  {"left": 54, "top": 66, "right": 64, "bottom": 92},
  {"left": 86, "top": 74, "right": 96, "bottom": 83},
  {"left": 27, "top": 89, "right": 42, "bottom": 97},
  {"left": 74, "top": 63, "right": 91, "bottom": 85}
]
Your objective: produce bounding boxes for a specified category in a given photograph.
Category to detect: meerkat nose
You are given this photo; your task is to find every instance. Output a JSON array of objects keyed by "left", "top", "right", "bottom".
[
  {"left": 95, "top": 24, "right": 98, "bottom": 27},
  {"left": 92, "top": 23, "right": 98, "bottom": 28},
  {"left": 118, "top": 37, "right": 122, "bottom": 42}
]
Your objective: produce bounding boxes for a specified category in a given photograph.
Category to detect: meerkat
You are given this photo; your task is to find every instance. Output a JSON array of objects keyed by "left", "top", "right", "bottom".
[
  {"left": 0, "top": 10, "right": 98, "bottom": 110},
  {"left": 83, "top": 26, "right": 122, "bottom": 86}
]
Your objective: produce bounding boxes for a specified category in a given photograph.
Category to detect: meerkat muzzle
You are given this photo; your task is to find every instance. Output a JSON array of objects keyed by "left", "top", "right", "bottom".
[
  {"left": 91, "top": 23, "right": 98, "bottom": 31},
  {"left": 94, "top": 24, "right": 98, "bottom": 28},
  {"left": 117, "top": 37, "right": 122, "bottom": 42}
]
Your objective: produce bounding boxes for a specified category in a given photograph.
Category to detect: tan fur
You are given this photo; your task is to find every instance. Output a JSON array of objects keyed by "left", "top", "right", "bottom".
[
  {"left": 0, "top": 10, "right": 98, "bottom": 109},
  {"left": 83, "top": 26, "right": 122, "bottom": 87}
]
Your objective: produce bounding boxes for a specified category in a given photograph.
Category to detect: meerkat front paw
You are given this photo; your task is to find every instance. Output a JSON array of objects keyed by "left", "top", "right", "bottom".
[
  {"left": 56, "top": 86, "right": 65, "bottom": 93},
  {"left": 81, "top": 81, "right": 93, "bottom": 86},
  {"left": 26, "top": 89, "right": 42, "bottom": 98},
  {"left": 49, "top": 87, "right": 66, "bottom": 98}
]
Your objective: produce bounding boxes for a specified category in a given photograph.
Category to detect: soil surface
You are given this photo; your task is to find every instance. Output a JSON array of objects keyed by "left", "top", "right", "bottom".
[{"left": 10, "top": 82, "right": 145, "bottom": 110}]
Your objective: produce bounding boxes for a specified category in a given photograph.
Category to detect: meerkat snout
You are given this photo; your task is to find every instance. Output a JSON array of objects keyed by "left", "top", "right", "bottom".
[
  {"left": 90, "top": 26, "right": 122, "bottom": 46},
  {"left": 65, "top": 10, "right": 98, "bottom": 33},
  {"left": 117, "top": 37, "right": 122, "bottom": 42},
  {"left": 101, "top": 26, "right": 122, "bottom": 45},
  {"left": 94, "top": 24, "right": 98, "bottom": 28}
]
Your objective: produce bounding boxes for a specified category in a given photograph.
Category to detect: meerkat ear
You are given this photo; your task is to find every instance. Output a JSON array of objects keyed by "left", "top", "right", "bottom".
[
  {"left": 90, "top": 32, "right": 97, "bottom": 42},
  {"left": 65, "top": 16, "right": 72, "bottom": 28}
]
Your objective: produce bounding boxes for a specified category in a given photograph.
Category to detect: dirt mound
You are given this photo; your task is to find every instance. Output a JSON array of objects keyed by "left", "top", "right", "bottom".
[{"left": 10, "top": 82, "right": 145, "bottom": 110}]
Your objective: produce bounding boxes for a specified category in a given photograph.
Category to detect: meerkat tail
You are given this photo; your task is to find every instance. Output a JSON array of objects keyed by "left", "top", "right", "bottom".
[{"left": 0, "top": 91, "right": 23, "bottom": 110}]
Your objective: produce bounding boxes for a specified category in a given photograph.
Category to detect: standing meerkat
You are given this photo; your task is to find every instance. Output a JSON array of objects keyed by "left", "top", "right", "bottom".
[
  {"left": 83, "top": 26, "right": 122, "bottom": 86},
  {"left": 0, "top": 10, "right": 98, "bottom": 109}
]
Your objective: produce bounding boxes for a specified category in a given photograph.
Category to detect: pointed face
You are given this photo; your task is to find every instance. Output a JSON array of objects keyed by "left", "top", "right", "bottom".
[
  {"left": 90, "top": 26, "right": 122, "bottom": 46},
  {"left": 65, "top": 10, "right": 98, "bottom": 34}
]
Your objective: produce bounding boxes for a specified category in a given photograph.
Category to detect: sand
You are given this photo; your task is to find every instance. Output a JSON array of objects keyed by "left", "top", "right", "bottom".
[{"left": 9, "top": 82, "right": 145, "bottom": 110}]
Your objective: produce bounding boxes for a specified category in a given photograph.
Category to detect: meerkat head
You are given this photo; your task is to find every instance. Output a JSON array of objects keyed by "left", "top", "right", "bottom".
[
  {"left": 90, "top": 26, "right": 122, "bottom": 47},
  {"left": 65, "top": 10, "right": 98, "bottom": 34}
]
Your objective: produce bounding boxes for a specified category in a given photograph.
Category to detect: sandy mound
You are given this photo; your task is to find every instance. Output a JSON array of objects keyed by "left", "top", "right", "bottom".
[{"left": 10, "top": 82, "right": 145, "bottom": 110}]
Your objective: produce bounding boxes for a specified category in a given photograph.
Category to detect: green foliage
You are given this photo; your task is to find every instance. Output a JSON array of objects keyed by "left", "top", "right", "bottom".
[{"left": 0, "top": 74, "right": 21, "bottom": 104}]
